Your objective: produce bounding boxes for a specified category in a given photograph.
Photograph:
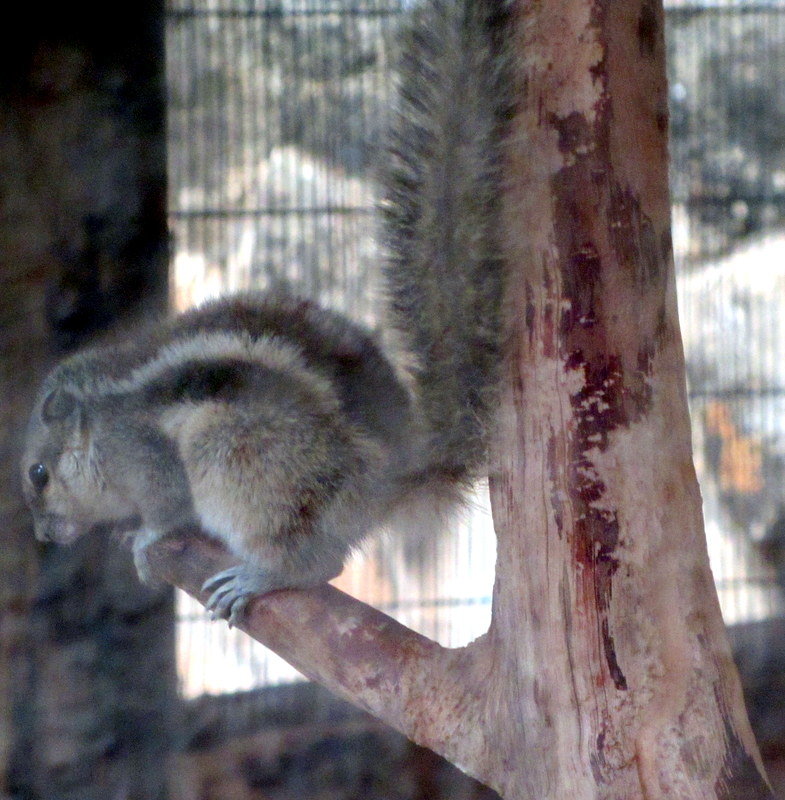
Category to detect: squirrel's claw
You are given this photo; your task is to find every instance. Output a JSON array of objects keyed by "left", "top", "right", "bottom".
[{"left": 203, "top": 565, "right": 274, "bottom": 627}]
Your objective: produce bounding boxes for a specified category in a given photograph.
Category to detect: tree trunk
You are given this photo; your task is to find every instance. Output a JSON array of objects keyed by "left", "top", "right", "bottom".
[
  {"left": 486, "top": 0, "right": 771, "bottom": 796},
  {"left": 149, "top": 1, "right": 774, "bottom": 798}
]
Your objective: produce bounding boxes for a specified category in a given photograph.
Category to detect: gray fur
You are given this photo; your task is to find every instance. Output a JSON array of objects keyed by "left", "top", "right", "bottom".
[
  {"left": 380, "top": 0, "right": 512, "bottom": 480},
  {"left": 21, "top": 0, "right": 510, "bottom": 623}
]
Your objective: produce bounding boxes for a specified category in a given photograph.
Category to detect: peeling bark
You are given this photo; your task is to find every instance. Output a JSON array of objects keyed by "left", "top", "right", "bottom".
[{"left": 148, "top": 1, "right": 773, "bottom": 798}]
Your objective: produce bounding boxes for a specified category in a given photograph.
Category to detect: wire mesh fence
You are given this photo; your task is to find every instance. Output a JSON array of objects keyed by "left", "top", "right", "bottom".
[
  {"left": 166, "top": 0, "right": 785, "bottom": 697},
  {"left": 667, "top": 1, "right": 785, "bottom": 628}
]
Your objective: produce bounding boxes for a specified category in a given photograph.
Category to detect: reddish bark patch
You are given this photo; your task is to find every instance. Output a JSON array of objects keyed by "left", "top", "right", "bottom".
[
  {"left": 608, "top": 182, "right": 662, "bottom": 287},
  {"left": 552, "top": 110, "right": 594, "bottom": 156},
  {"left": 569, "top": 353, "right": 628, "bottom": 446},
  {"left": 560, "top": 242, "right": 602, "bottom": 333},
  {"left": 561, "top": 337, "right": 650, "bottom": 693},
  {"left": 543, "top": 22, "right": 671, "bottom": 690},
  {"left": 590, "top": 729, "right": 608, "bottom": 783},
  {"left": 551, "top": 348, "right": 632, "bottom": 690},
  {"left": 524, "top": 280, "right": 536, "bottom": 345},
  {"left": 572, "top": 471, "right": 627, "bottom": 692},
  {"left": 637, "top": 0, "right": 658, "bottom": 57}
]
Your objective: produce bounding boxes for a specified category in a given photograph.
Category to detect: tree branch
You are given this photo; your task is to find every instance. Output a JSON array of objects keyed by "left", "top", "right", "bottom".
[{"left": 146, "top": 532, "right": 494, "bottom": 774}]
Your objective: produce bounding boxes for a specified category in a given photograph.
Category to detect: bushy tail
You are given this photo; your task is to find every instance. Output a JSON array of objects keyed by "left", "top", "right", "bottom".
[{"left": 380, "top": 0, "right": 512, "bottom": 481}]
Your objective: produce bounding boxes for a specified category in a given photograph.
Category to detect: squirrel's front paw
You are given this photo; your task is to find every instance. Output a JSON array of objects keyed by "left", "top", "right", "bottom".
[
  {"left": 202, "top": 565, "right": 281, "bottom": 627},
  {"left": 132, "top": 529, "right": 165, "bottom": 586}
]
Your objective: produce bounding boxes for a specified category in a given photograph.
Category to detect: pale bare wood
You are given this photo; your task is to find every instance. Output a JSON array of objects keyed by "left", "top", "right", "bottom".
[{"left": 147, "top": 1, "right": 775, "bottom": 797}]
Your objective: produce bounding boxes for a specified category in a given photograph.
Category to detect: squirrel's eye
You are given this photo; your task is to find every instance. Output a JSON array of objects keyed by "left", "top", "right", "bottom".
[{"left": 28, "top": 463, "right": 49, "bottom": 492}]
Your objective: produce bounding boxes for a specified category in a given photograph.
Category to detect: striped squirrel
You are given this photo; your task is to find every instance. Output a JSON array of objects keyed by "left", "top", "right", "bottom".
[{"left": 21, "top": 0, "right": 510, "bottom": 624}]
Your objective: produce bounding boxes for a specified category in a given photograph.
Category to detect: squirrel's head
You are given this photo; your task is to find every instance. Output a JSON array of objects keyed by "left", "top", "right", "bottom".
[{"left": 22, "top": 381, "right": 132, "bottom": 544}]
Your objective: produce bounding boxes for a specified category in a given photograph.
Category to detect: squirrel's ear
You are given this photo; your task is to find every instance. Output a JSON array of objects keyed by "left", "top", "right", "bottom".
[{"left": 41, "top": 388, "right": 78, "bottom": 423}]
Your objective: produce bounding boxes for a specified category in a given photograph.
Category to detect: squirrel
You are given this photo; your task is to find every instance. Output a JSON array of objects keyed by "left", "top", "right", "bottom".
[{"left": 21, "top": 0, "right": 511, "bottom": 625}]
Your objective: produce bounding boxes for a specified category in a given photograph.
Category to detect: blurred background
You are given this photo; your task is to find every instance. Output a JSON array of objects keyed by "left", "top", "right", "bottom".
[{"left": 2, "top": 0, "right": 785, "bottom": 797}]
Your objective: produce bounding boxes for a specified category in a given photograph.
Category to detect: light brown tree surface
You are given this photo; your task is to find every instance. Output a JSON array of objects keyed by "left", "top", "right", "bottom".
[{"left": 149, "top": 1, "right": 774, "bottom": 798}]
